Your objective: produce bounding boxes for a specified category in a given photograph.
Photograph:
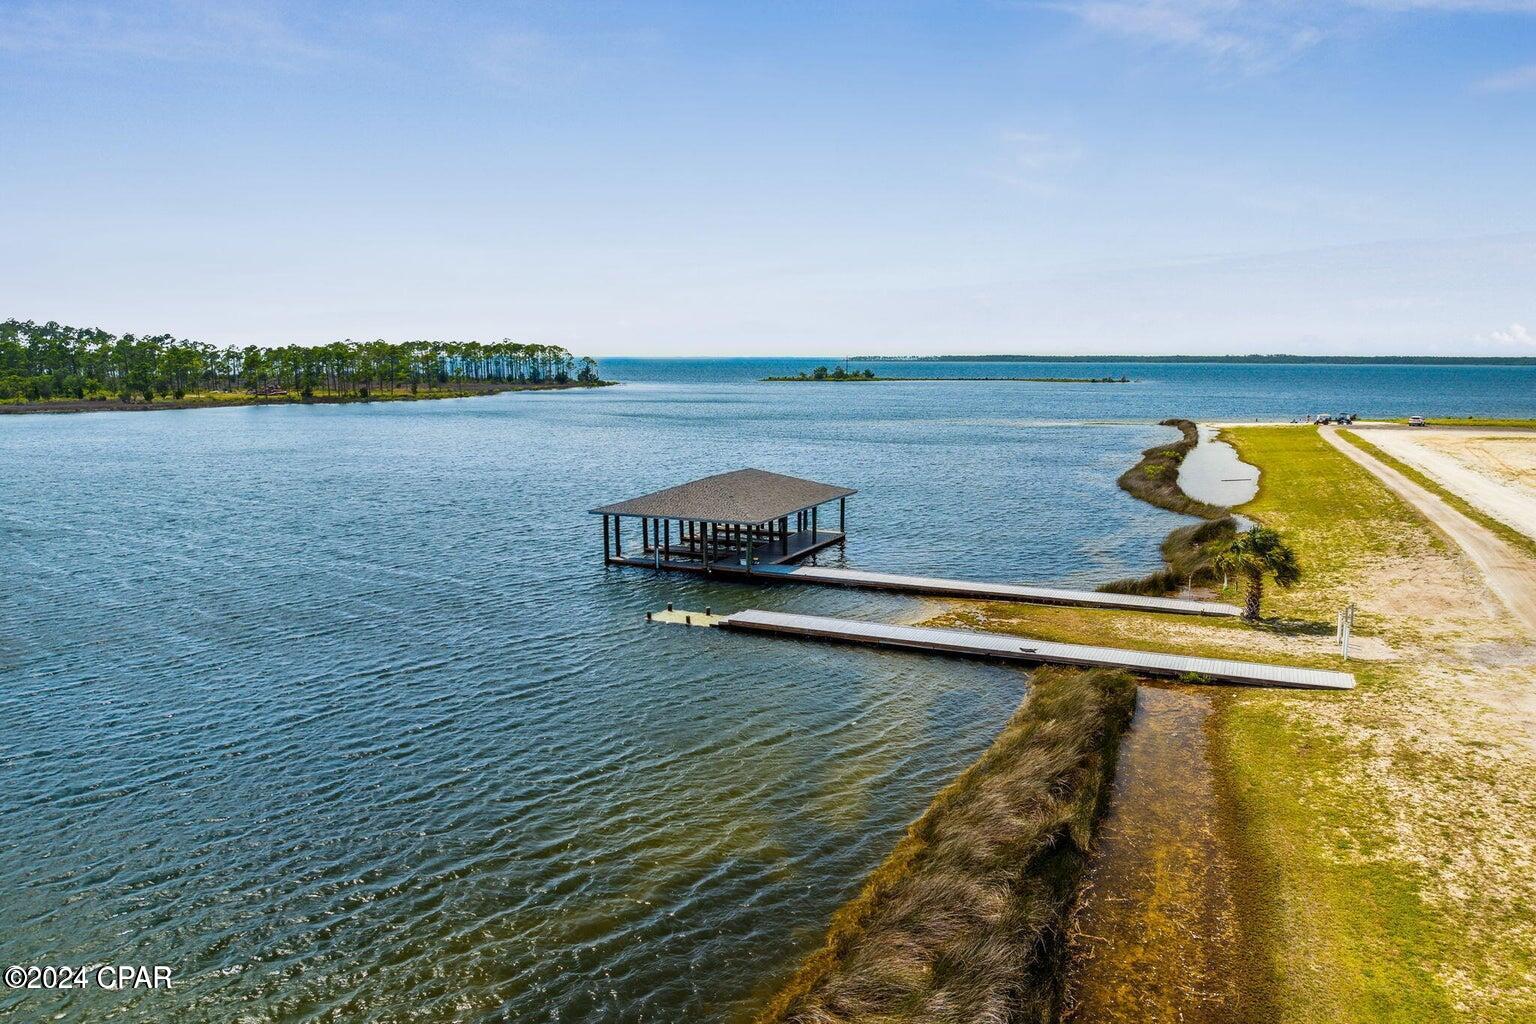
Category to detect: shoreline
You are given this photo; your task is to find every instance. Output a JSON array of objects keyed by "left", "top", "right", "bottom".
[
  {"left": 1114, "top": 418, "right": 1231, "bottom": 520},
  {"left": 752, "top": 421, "right": 1269, "bottom": 1023},
  {"left": 750, "top": 668, "right": 1137, "bottom": 1024},
  {"left": 912, "top": 422, "right": 1356, "bottom": 1022},
  {"left": 0, "top": 380, "right": 617, "bottom": 415}
]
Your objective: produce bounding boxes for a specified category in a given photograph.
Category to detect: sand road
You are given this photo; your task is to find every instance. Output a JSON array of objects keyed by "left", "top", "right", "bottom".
[
  {"left": 1351, "top": 425, "right": 1536, "bottom": 543},
  {"left": 1322, "top": 427, "right": 1536, "bottom": 636}
]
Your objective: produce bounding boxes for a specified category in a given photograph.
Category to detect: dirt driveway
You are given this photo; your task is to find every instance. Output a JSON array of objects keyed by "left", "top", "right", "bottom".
[
  {"left": 1321, "top": 426, "right": 1536, "bottom": 636},
  {"left": 1350, "top": 425, "right": 1536, "bottom": 542}
]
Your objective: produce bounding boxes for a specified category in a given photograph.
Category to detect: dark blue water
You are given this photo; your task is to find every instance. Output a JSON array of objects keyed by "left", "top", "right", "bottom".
[
  {"left": 604, "top": 357, "right": 1536, "bottom": 421},
  {"left": 3, "top": 361, "right": 1530, "bottom": 1023}
]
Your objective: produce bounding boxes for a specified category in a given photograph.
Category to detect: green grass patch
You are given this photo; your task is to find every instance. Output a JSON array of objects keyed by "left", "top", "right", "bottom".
[
  {"left": 929, "top": 600, "right": 1345, "bottom": 669},
  {"left": 1213, "top": 694, "right": 1458, "bottom": 1024},
  {"left": 1223, "top": 426, "right": 1438, "bottom": 620},
  {"left": 754, "top": 668, "right": 1137, "bottom": 1024},
  {"left": 1212, "top": 425, "right": 1500, "bottom": 1021}
]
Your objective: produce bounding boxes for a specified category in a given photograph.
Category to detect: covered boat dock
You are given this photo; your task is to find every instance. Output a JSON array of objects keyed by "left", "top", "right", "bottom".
[{"left": 590, "top": 468, "right": 854, "bottom": 572}]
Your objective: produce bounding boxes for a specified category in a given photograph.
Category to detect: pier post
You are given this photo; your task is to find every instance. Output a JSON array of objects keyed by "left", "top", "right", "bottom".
[
  {"left": 839, "top": 497, "right": 845, "bottom": 535},
  {"left": 603, "top": 514, "right": 611, "bottom": 562},
  {"left": 746, "top": 528, "right": 754, "bottom": 574},
  {"left": 812, "top": 505, "right": 818, "bottom": 539}
]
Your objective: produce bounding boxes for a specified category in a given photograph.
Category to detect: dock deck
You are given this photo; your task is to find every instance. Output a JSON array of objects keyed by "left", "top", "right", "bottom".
[
  {"left": 753, "top": 564, "right": 1243, "bottom": 616},
  {"left": 715, "top": 609, "right": 1355, "bottom": 690},
  {"left": 615, "top": 544, "right": 1240, "bottom": 617}
]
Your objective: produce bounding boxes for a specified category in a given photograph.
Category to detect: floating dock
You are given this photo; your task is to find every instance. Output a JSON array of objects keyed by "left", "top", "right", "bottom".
[
  {"left": 751, "top": 564, "right": 1242, "bottom": 616},
  {"left": 694, "top": 609, "right": 1354, "bottom": 690},
  {"left": 614, "top": 557, "right": 1241, "bottom": 617}
]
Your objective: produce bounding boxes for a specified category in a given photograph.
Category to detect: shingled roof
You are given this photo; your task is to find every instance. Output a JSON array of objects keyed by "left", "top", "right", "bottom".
[{"left": 589, "top": 468, "right": 855, "bottom": 525}]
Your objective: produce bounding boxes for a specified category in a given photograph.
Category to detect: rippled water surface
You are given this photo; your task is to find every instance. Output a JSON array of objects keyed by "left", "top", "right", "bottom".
[{"left": 6, "top": 361, "right": 1535, "bottom": 1022}]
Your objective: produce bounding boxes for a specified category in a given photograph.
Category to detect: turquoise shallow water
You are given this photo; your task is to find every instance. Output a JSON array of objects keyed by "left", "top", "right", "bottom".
[{"left": 4, "top": 362, "right": 1534, "bottom": 1022}]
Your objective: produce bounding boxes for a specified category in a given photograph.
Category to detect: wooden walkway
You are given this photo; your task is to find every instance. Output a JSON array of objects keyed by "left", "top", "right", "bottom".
[
  {"left": 752, "top": 564, "right": 1243, "bottom": 617},
  {"left": 716, "top": 609, "right": 1355, "bottom": 690}
]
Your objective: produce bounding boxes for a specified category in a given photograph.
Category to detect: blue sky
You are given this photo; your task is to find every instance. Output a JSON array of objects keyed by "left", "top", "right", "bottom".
[{"left": 2, "top": 1, "right": 1534, "bottom": 356}]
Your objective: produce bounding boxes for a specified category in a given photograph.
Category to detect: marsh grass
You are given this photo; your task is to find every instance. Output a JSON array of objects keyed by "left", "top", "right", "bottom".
[
  {"left": 1115, "top": 419, "right": 1230, "bottom": 520},
  {"left": 1101, "top": 417, "right": 1239, "bottom": 597},
  {"left": 1098, "top": 517, "right": 1238, "bottom": 596},
  {"left": 754, "top": 668, "right": 1137, "bottom": 1024}
]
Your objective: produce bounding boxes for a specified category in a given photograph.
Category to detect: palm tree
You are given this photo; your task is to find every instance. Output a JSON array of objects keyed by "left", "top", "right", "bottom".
[{"left": 1216, "top": 527, "right": 1302, "bottom": 620}]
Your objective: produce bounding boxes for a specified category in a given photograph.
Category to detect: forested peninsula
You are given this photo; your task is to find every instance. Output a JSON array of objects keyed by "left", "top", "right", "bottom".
[{"left": 1, "top": 319, "right": 613, "bottom": 414}]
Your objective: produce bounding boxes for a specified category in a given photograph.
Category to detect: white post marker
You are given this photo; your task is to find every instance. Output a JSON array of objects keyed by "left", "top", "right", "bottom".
[{"left": 1338, "top": 603, "right": 1355, "bottom": 659}]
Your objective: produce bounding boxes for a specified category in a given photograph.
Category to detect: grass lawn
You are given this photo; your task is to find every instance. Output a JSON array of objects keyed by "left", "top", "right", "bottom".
[{"left": 1218, "top": 426, "right": 1535, "bottom": 1022}]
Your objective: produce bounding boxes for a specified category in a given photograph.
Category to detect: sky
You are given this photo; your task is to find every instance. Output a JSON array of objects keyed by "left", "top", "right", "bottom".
[{"left": 2, "top": 0, "right": 1535, "bottom": 357}]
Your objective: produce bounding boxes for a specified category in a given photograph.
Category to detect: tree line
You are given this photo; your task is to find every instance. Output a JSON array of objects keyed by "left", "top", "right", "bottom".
[{"left": 0, "top": 319, "right": 602, "bottom": 402}]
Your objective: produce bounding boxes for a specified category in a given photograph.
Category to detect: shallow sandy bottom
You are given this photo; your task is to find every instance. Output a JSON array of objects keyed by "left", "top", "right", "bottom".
[
  {"left": 1181, "top": 425, "right": 1259, "bottom": 506},
  {"left": 1351, "top": 426, "right": 1536, "bottom": 543}
]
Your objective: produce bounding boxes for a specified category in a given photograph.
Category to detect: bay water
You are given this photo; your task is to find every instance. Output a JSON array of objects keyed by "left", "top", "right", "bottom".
[{"left": 4, "top": 360, "right": 1532, "bottom": 1022}]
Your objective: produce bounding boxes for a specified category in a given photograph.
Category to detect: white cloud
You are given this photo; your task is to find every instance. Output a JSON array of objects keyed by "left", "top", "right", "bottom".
[{"left": 1486, "top": 322, "right": 1535, "bottom": 346}]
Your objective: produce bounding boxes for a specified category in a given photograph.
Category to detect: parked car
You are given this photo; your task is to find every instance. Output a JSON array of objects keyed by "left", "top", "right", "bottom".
[
  {"left": 1409, "top": 416, "right": 1426, "bottom": 427},
  {"left": 1315, "top": 414, "right": 1332, "bottom": 425}
]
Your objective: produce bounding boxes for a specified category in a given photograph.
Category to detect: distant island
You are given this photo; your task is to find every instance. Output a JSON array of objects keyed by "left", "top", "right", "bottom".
[
  {"left": 1, "top": 319, "right": 614, "bottom": 414},
  {"left": 764, "top": 365, "right": 1130, "bottom": 383},
  {"left": 852, "top": 354, "right": 1536, "bottom": 365}
]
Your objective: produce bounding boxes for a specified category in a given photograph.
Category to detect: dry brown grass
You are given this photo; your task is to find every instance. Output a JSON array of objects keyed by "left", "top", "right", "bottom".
[{"left": 754, "top": 668, "right": 1137, "bottom": 1024}]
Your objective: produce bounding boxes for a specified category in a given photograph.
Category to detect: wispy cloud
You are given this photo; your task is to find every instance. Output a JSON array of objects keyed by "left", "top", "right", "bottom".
[
  {"left": 1354, "top": 2, "right": 1536, "bottom": 10},
  {"left": 1476, "top": 62, "right": 1536, "bottom": 91},
  {"left": 1045, "top": 1, "right": 1333, "bottom": 69},
  {"left": 992, "top": 130, "right": 1085, "bottom": 192},
  {"left": 1045, "top": 1, "right": 1536, "bottom": 71},
  {"left": 0, "top": 1, "right": 335, "bottom": 69},
  {"left": 468, "top": 29, "right": 583, "bottom": 89},
  {"left": 0, "top": 2, "right": 613, "bottom": 89}
]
